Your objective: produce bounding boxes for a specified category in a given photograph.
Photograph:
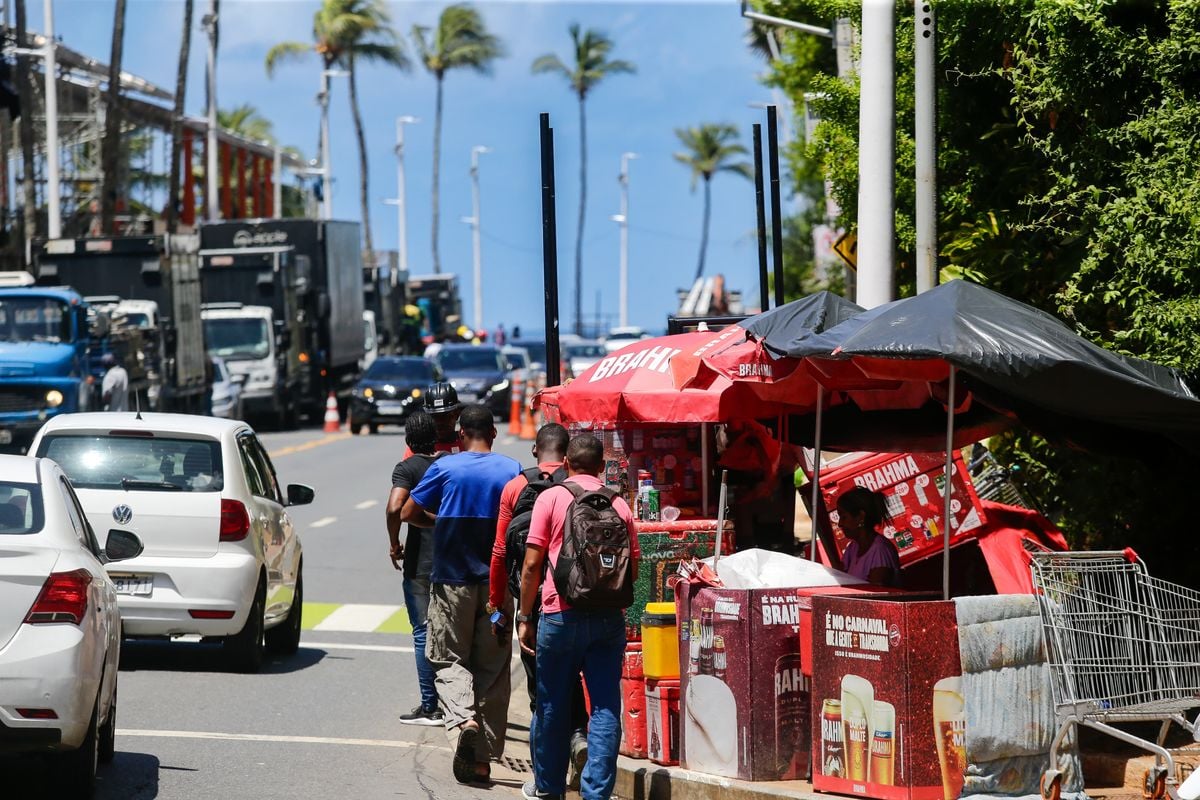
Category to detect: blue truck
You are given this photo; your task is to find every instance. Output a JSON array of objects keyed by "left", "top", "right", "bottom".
[{"left": 0, "top": 278, "right": 150, "bottom": 451}]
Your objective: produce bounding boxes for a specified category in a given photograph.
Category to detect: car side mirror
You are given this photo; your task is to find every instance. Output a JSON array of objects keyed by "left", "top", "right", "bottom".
[
  {"left": 105, "top": 529, "right": 144, "bottom": 562},
  {"left": 287, "top": 483, "right": 315, "bottom": 506}
]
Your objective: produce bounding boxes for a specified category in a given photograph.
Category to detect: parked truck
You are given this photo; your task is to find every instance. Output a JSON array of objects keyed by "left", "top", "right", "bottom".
[
  {"left": 30, "top": 234, "right": 209, "bottom": 413},
  {"left": 199, "top": 219, "right": 365, "bottom": 424},
  {"left": 406, "top": 273, "right": 463, "bottom": 343}
]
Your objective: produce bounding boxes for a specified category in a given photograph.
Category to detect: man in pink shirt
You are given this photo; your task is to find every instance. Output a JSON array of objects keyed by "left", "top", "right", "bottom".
[{"left": 516, "top": 435, "right": 638, "bottom": 800}]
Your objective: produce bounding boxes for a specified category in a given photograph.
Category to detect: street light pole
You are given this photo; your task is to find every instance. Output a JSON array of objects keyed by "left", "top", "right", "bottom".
[
  {"left": 318, "top": 70, "right": 332, "bottom": 220},
  {"left": 203, "top": 0, "right": 218, "bottom": 220},
  {"left": 465, "top": 145, "right": 490, "bottom": 332},
  {"left": 386, "top": 116, "right": 418, "bottom": 287},
  {"left": 611, "top": 152, "right": 636, "bottom": 329},
  {"left": 855, "top": 0, "right": 896, "bottom": 308},
  {"left": 42, "top": 0, "right": 59, "bottom": 238}
]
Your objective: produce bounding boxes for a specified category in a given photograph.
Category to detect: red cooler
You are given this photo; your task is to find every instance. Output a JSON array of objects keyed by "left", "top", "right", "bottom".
[
  {"left": 620, "top": 643, "right": 647, "bottom": 759},
  {"left": 646, "top": 677, "right": 680, "bottom": 766}
]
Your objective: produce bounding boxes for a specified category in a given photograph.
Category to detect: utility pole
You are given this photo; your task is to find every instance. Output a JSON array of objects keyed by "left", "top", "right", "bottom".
[
  {"left": 272, "top": 146, "right": 281, "bottom": 218},
  {"left": 203, "top": 0, "right": 218, "bottom": 220},
  {"left": 914, "top": 0, "right": 937, "bottom": 294},
  {"left": 383, "top": 116, "right": 418, "bottom": 288},
  {"left": 463, "top": 145, "right": 490, "bottom": 332},
  {"left": 318, "top": 70, "right": 331, "bottom": 220},
  {"left": 41, "top": 0, "right": 59, "bottom": 238},
  {"left": 610, "top": 152, "right": 636, "bottom": 329},
  {"left": 855, "top": 0, "right": 896, "bottom": 308}
]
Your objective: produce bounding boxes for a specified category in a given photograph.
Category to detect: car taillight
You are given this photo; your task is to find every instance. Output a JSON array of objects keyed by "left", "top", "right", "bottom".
[
  {"left": 220, "top": 499, "right": 250, "bottom": 542},
  {"left": 25, "top": 569, "right": 91, "bottom": 625},
  {"left": 16, "top": 708, "right": 58, "bottom": 719}
]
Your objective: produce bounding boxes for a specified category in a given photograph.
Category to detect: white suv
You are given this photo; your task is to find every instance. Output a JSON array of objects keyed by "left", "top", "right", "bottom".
[{"left": 30, "top": 413, "right": 312, "bottom": 673}]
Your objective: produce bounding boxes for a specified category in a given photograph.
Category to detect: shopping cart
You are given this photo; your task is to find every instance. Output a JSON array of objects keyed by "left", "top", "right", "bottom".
[{"left": 1030, "top": 550, "right": 1200, "bottom": 800}]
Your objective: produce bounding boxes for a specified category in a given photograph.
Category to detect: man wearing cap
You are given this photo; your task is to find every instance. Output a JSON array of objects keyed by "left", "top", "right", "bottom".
[{"left": 100, "top": 353, "right": 129, "bottom": 412}]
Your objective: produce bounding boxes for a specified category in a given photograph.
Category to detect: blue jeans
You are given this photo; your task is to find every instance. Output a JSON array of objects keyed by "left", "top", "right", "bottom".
[
  {"left": 402, "top": 577, "right": 437, "bottom": 710},
  {"left": 533, "top": 610, "right": 625, "bottom": 799}
]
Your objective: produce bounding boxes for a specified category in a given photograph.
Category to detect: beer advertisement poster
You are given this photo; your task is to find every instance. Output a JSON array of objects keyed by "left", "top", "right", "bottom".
[
  {"left": 811, "top": 596, "right": 963, "bottom": 800},
  {"left": 678, "top": 582, "right": 811, "bottom": 781}
]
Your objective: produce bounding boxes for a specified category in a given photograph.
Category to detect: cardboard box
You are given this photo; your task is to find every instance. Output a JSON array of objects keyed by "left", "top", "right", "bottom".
[
  {"left": 621, "top": 643, "right": 647, "bottom": 759},
  {"left": 678, "top": 582, "right": 810, "bottom": 781},
  {"left": 626, "top": 520, "right": 734, "bottom": 640},
  {"left": 818, "top": 451, "right": 985, "bottom": 565},
  {"left": 646, "top": 678, "right": 680, "bottom": 766},
  {"left": 810, "top": 595, "right": 963, "bottom": 800}
]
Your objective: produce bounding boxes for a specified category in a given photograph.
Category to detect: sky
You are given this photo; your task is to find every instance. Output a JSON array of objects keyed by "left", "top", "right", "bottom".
[{"left": 38, "top": 0, "right": 785, "bottom": 335}]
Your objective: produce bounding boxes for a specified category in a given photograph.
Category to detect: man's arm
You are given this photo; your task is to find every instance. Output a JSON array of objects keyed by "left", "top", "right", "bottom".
[
  {"left": 517, "top": 544, "right": 546, "bottom": 656},
  {"left": 403, "top": 461, "right": 443, "bottom": 528},
  {"left": 386, "top": 486, "right": 411, "bottom": 570},
  {"left": 489, "top": 479, "right": 521, "bottom": 610},
  {"left": 401, "top": 496, "right": 436, "bottom": 528}
]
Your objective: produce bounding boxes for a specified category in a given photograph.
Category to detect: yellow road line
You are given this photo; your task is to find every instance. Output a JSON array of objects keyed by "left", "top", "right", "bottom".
[{"left": 268, "top": 432, "right": 351, "bottom": 458}]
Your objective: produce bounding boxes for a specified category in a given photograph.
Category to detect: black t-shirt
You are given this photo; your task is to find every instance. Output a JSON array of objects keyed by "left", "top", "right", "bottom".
[{"left": 392, "top": 453, "right": 438, "bottom": 580}]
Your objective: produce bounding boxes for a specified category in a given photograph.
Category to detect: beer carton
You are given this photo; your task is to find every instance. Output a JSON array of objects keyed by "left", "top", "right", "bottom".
[
  {"left": 811, "top": 595, "right": 963, "bottom": 800},
  {"left": 646, "top": 677, "right": 680, "bottom": 766},
  {"left": 677, "top": 582, "right": 812, "bottom": 781}
]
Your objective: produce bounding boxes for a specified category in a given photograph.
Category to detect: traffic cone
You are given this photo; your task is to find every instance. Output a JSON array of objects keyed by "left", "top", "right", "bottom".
[
  {"left": 519, "top": 380, "right": 536, "bottom": 440},
  {"left": 323, "top": 392, "right": 341, "bottom": 433},
  {"left": 508, "top": 371, "right": 525, "bottom": 436}
]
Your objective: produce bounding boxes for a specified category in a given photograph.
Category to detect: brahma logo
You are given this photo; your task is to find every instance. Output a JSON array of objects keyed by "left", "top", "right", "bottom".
[
  {"left": 588, "top": 346, "right": 680, "bottom": 382},
  {"left": 232, "top": 229, "right": 289, "bottom": 247},
  {"left": 737, "top": 362, "right": 772, "bottom": 378}
]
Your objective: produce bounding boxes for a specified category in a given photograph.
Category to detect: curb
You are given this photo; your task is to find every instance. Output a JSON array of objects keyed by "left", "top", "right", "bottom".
[{"left": 615, "top": 758, "right": 823, "bottom": 800}]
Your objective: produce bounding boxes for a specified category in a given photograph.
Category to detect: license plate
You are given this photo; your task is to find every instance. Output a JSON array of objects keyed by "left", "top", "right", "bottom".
[
  {"left": 376, "top": 402, "right": 404, "bottom": 415},
  {"left": 111, "top": 574, "right": 153, "bottom": 596},
  {"left": 0, "top": 430, "right": 12, "bottom": 445}
]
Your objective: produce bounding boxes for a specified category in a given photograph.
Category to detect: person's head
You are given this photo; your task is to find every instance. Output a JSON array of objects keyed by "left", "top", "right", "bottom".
[
  {"left": 533, "top": 423, "right": 569, "bottom": 463},
  {"left": 101, "top": 352, "right": 117, "bottom": 368},
  {"left": 564, "top": 434, "right": 604, "bottom": 477},
  {"left": 457, "top": 404, "right": 496, "bottom": 447},
  {"left": 404, "top": 410, "right": 437, "bottom": 455},
  {"left": 423, "top": 382, "right": 461, "bottom": 443},
  {"left": 836, "top": 487, "right": 890, "bottom": 541}
]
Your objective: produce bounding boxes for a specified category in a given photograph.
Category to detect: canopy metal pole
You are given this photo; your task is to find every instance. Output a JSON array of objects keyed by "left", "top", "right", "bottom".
[
  {"left": 714, "top": 470, "right": 730, "bottom": 569},
  {"left": 810, "top": 386, "right": 824, "bottom": 561},
  {"left": 701, "top": 422, "right": 710, "bottom": 515},
  {"left": 943, "top": 366, "right": 956, "bottom": 601}
]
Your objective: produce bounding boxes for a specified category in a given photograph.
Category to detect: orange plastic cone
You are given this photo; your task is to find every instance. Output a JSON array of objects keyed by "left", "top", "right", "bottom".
[
  {"left": 508, "top": 372, "right": 525, "bottom": 436},
  {"left": 323, "top": 392, "right": 341, "bottom": 433},
  {"left": 519, "top": 380, "right": 536, "bottom": 440}
]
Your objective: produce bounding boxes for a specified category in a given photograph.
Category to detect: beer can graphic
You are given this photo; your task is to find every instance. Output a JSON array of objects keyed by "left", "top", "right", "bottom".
[
  {"left": 869, "top": 701, "right": 896, "bottom": 785},
  {"left": 840, "top": 675, "right": 874, "bottom": 782},
  {"left": 698, "top": 609, "right": 715, "bottom": 675},
  {"left": 820, "top": 699, "right": 844, "bottom": 778},
  {"left": 933, "top": 676, "right": 967, "bottom": 800},
  {"left": 774, "top": 653, "right": 809, "bottom": 778}
]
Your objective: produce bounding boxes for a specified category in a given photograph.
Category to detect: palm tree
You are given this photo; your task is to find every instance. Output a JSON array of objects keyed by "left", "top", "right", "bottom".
[
  {"left": 218, "top": 105, "right": 276, "bottom": 142},
  {"left": 532, "top": 25, "right": 634, "bottom": 336},
  {"left": 413, "top": 4, "right": 504, "bottom": 274},
  {"left": 674, "top": 124, "right": 753, "bottom": 283},
  {"left": 166, "top": 0, "right": 194, "bottom": 233},
  {"left": 14, "top": 0, "right": 36, "bottom": 249},
  {"left": 100, "top": 0, "right": 128, "bottom": 233},
  {"left": 266, "top": 0, "right": 408, "bottom": 268}
]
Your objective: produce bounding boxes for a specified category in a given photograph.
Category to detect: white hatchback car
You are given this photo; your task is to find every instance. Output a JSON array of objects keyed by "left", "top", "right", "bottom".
[
  {"left": 0, "top": 454, "right": 143, "bottom": 796},
  {"left": 30, "top": 413, "right": 313, "bottom": 673}
]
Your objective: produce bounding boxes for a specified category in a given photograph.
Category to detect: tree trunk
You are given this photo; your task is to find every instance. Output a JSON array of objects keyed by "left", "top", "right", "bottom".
[
  {"left": 695, "top": 176, "right": 711, "bottom": 283},
  {"left": 166, "top": 0, "right": 194, "bottom": 233},
  {"left": 575, "top": 94, "right": 587, "bottom": 337},
  {"left": 347, "top": 55, "right": 374, "bottom": 275},
  {"left": 15, "top": 0, "right": 36, "bottom": 255},
  {"left": 100, "top": 0, "right": 127, "bottom": 234},
  {"left": 430, "top": 73, "right": 443, "bottom": 274}
]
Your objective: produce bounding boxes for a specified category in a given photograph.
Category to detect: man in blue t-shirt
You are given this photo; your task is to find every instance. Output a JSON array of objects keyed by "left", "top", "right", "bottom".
[{"left": 403, "top": 404, "right": 520, "bottom": 785}]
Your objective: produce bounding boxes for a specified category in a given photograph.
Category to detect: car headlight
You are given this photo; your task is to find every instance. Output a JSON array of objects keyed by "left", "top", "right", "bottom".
[
  {"left": 411, "top": 388, "right": 422, "bottom": 399},
  {"left": 363, "top": 387, "right": 374, "bottom": 399},
  {"left": 490, "top": 379, "right": 509, "bottom": 394},
  {"left": 45, "top": 389, "right": 64, "bottom": 408}
]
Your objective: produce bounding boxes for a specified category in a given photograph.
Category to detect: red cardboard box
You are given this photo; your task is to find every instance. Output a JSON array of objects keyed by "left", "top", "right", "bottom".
[
  {"left": 646, "top": 678, "right": 680, "bottom": 766},
  {"left": 818, "top": 451, "right": 985, "bottom": 565},
  {"left": 811, "top": 595, "right": 963, "bottom": 800},
  {"left": 678, "top": 583, "right": 810, "bottom": 781},
  {"left": 621, "top": 643, "right": 647, "bottom": 759}
]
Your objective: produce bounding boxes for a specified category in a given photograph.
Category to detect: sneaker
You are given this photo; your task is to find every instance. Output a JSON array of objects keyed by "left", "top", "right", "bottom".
[
  {"left": 567, "top": 734, "right": 588, "bottom": 790},
  {"left": 522, "top": 780, "right": 564, "bottom": 800},
  {"left": 453, "top": 725, "right": 481, "bottom": 783},
  {"left": 398, "top": 705, "right": 444, "bottom": 726}
]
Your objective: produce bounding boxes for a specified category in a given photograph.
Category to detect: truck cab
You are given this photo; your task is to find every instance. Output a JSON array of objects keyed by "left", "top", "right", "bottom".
[{"left": 200, "top": 303, "right": 290, "bottom": 426}]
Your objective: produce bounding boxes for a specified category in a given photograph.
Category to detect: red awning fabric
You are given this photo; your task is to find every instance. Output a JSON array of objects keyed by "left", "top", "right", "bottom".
[{"left": 973, "top": 499, "right": 1069, "bottom": 594}]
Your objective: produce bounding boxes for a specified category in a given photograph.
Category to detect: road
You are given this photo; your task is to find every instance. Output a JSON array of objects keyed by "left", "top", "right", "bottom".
[{"left": 6, "top": 422, "right": 536, "bottom": 800}]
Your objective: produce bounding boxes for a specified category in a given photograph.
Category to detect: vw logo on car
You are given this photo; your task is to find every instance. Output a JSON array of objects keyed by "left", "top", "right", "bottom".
[{"left": 111, "top": 504, "right": 133, "bottom": 525}]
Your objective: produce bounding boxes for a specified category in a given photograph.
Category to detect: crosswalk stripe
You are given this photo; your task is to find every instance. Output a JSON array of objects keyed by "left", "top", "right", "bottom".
[
  {"left": 300, "top": 602, "right": 341, "bottom": 630},
  {"left": 374, "top": 608, "right": 412, "bottom": 634},
  {"left": 355, "top": 499, "right": 378, "bottom": 510},
  {"left": 313, "top": 603, "right": 402, "bottom": 633}
]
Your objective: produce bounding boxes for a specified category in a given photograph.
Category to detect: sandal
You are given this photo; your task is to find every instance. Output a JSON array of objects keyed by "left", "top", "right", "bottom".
[{"left": 453, "top": 725, "right": 480, "bottom": 784}]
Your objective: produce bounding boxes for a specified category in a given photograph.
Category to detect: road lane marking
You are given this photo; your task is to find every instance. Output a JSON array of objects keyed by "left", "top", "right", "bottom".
[
  {"left": 301, "top": 602, "right": 410, "bottom": 633},
  {"left": 310, "top": 516, "right": 337, "bottom": 528},
  {"left": 300, "top": 602, "right": 341, "bottom": 630},
  {"left": 268, "top": 432, "right": 352, "bottom": 459},
  {"left": 303, "top": 641, "right": 415, "bottom": 653},
  {"left": 117, "top": 729, "right": 449, "bottom": 752},
  {"left": 313, "top": 603, "right": 402, "bottom": 632},
  {"left": 355, "top": 499, "right": 378, "bottom": 510}
]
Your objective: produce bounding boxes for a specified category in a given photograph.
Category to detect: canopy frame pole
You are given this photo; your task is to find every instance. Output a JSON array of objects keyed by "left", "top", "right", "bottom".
[
  {"left": 943, "top": 366, "right": 956, "bottom": 601},
  {"left": 714, "top": 470, "right": 730, "bottom": 569},
  {"left": 810, "top": 385, "right": 824, "bottom": 561},
  {"left": 701, "top": 422, "right": 710, "bottom": 515}
]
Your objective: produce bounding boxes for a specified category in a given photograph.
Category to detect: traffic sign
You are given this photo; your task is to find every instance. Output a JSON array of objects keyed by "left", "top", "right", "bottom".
[{"left": 833, "top": 232, "right": 857, "bottom": 271}]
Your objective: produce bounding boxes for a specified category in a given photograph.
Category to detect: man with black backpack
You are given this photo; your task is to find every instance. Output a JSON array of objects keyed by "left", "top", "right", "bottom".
[
  {"left": 487, "top": 423, "right": 590, "bottom": 784},
  {"left": 517, "top": 434, "right": 639, "bottom": 800}
]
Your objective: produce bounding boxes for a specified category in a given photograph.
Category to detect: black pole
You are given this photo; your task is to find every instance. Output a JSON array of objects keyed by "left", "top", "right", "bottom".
[
  {"left": 540, "top": 113, "right": 562, "bottom": 387},
  {"left": 767, "top": 106, "right": 785, "bottom": 309},
  {"left": 752, "top": 123, "right": 769, "bottom": 312}
]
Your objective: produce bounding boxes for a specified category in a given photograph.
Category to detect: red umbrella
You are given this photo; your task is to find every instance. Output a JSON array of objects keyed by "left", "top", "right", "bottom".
[
  {"left": 534, "top": 332, "right": 797, "bottom": 424},
  {"left": 671, "top": 325, "right": 808, "bottom": 401}
]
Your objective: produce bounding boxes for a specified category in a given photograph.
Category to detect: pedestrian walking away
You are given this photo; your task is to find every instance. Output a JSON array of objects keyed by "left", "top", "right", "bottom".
[
  {"left": 518, "top": 434, "right": 639, "bottom": 800},
  {"left": 385, "top": 411, "right": 444, "bottom": 726},
  {"left": 488, "top": 423, "right": 591, "bottom": 786},
  {"left": 100, "top": 352, "right": 129, "bottom": 412},
  {"left": 402, "top": 404, "right": 521, "bottom": 785}
]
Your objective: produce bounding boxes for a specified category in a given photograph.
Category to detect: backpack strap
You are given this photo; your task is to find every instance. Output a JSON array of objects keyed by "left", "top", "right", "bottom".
[{"left": 522, "top": 466, "right": 546, "bottom": 483}]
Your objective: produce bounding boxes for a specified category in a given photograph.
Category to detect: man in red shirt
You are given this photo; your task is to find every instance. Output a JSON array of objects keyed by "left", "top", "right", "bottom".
[
  {"left": 487, "top": 424, "right": 590, "bottom": 784},
  {"left": 517, "top": 435, "right": 638, "bottom": 800}
]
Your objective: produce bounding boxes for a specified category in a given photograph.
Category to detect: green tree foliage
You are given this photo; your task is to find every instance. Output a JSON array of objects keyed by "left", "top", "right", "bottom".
[{"left": 759, "top": 0, "right": 1200, "bottom": 583}]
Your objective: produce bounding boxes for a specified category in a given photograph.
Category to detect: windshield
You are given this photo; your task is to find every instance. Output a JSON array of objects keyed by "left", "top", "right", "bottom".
[
  {"left": 437, "top": 348, "right": 505, "bottom": 373},
  {"left": 364, "top": 359, "right": 434, "bottom": 382},
  {"left": 515, "top": 342, "right": 546, "bottom": 365},
  {"left": 0, "top": 481, "right": 44, "bottom": 534},
  {"left": 505, "top": 351, "right": 527, "bottom": 369},
  {"left": 37, "top": 435, "right": 225, "bottom": 492},
  {"left": 567, "top": 344, "right": 606, "bottom": 359},
  {"left": 204, "top": 317, "right": 271, "bottom": 361},
  {"left": 0, "top": 297, "right": 71, "bottom": 344},
  {"left": 121, "top": 312, "right": 151, "bottom": 329}
]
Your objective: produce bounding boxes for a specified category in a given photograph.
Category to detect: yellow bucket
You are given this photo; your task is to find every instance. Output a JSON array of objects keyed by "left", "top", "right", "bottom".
[{"left": 641, "top": 601, "right": 680, "bottom": 680}]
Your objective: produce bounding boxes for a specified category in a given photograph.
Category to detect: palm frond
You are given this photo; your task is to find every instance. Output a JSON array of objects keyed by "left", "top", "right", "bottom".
[
  {"left": 531, "top": 53, "right": 569, "bottom": 76},
  {"left": 353, "top": 40, "right": 410, "bottom": 70},
  {"left": 265, "top": 40, "right": 312, "bottom": 76}
]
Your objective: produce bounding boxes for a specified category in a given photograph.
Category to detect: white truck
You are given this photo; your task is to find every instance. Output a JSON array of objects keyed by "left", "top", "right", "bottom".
[{"left": 201, "top": 303, "right": 293, "bottom": 427}]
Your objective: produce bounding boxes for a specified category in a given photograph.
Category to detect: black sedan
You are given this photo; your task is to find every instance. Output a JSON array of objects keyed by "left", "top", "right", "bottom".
[
  {"left": 435, "top": 344, "right": 512, "bottom": 419},
  {"left": 349, "top": 356, "right": 441, "bottom": 434}
]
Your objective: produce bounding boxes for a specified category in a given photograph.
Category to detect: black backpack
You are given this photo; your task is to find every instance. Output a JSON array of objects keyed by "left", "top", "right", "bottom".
[
  {"left": 505, "top": 466, "right": 568, "bottom": 600},
  {"left": 551, "top": 483, "right": 635, "bottom": 611}
]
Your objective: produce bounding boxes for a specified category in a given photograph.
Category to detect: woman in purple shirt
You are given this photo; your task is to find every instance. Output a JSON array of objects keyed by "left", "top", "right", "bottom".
[{"left": 837, "top": 487, "right": 902, "bottom": 587}]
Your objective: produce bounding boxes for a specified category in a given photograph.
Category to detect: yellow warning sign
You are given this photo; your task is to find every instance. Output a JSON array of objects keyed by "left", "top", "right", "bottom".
[{"left": 833, "top": 233, "right": 858, "bottom": 271}]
